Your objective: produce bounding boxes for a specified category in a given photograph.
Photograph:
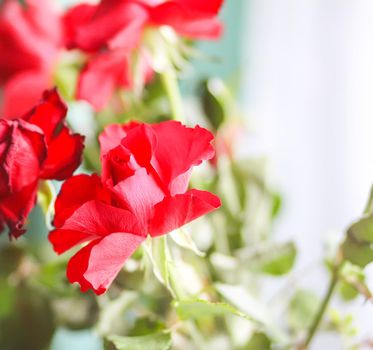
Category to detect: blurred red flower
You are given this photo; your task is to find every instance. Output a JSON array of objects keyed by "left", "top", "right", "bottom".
[
  {"left": 0, "top": 0, "right": 63, "bottom": 118},
  {"left": 63, "top": 0, "right": 224, "bottom": 109},
  {"left": 49, "top": 121, "right": 221, "bottom": 295},
  {"left": 0, "top": 89, "right": 84, "bottom": 238}
]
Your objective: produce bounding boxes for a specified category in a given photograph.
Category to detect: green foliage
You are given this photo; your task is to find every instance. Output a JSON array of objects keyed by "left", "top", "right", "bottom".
[
  {"left": 174, "top": 299, "right": 251, "bottom": 321},
  {"left": 105, "top": 332, "right": 172, "bottom": 350},
  {"left": 238, "top": 241, "right": 297, "bottom": 276},
  {"left": 342, "top": 191, "right": 373, "bottom": 268},
  {"left": 288, "top": 289, "right": 320, "bottom": 332},
  {"left": 246, "top": 332, "right": 272, "bottom": 350},
  {"left": 338, "top": 262, "right": 372, "bottom": 302}
]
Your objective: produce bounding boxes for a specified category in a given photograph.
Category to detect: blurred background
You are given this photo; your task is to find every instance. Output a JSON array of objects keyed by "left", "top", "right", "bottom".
[
  {"left": 241, "top": 0, "right": 373, "bottom": 348},
  {"left": 193, "top": 0, "right": 373, "bottom": 347},
  {"left": 2, "top": 0, "right": 373, "bottom": 348},
  {"left": 34, "top": 0, "right": 373, "bottom": 348}
]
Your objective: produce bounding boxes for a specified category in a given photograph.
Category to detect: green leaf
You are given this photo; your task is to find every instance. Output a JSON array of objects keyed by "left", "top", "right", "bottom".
[
  {"left": 169, "top": 229, "right": 205, "bottom": 257},
  {"left": 200, "top": 79, "right": 227, "bottom": 130},
  {"left": 363, "top": 185, "right": 373, "bottom": 215},
  {"left": 174, "top": 299, "right": 251, "bottom": 321},
  {"left": 106, "top": 331, "right": 172, "bottom": 350},
  {"left": 288, "top": 289, "right": 319, "bottom": 332},
  {"left": 341, "top": 239, "right": 373, "bottom": 268},
  {"left": 246, "top": 332, "right": 272, "bottom": 350},
  {"left": 338, "top": 262, "right": 372, "bottom": 302},
  {"left": 237, "top": 241, "right": 297, "bottom": 276},
  {"left": 215, "top": 284, "right": 288, "bottom": 342},
  {"left": 144, "top": 237, "right": 171, "bottom": 291},
  {"left": 347, "top": 215, "right": 373, "bottom": 243}
]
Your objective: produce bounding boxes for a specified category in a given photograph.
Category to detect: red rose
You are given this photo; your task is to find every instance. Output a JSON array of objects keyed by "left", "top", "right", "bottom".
[
  {"left": 0, "top": 0, "right": 62, "bottom": 118},
  {"left": 49, "top": 121, "right": 221, "bottom": 294},
  {"left": 0, "top": 89, "right": 84, "bottom": 238},
  {"left": 63, "top": 0, "right": 224, "bottom": 109}
]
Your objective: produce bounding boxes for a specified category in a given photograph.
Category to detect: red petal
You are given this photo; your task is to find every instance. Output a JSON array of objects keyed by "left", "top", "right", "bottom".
[
  {"left": 149, "top": 0, "right": 223, "bottom": 40},
  {"left": 53, "top": 174, "right": 112, "bottom": 228},
  {"left": 151, "top": 121, "right": 215, "bottom": 195},
  {"left": 148, "top": 189, "right": 221, "bottom": 236},
  {"left": 66, "top": 232, "right": 145, "bottom": 294},
  {"left": 63, "top": 3, "right": 96, "bottom": 49},
  {"left": 1, "top": 70, "right": 51, "bottom": 119},
  {"left": 65, "top": 0, "right": 147, "bottom": 52},
  {"left": 77, "top": 51, "right": 132, "bottom": 110},
  {"left": 40, "top": 125, "right": 84, "bottom": 180},
  {"left": 0, "top": 0, "right": 61, "bottom": 83},
  {"left": 101, "top": 145, "right": 135, "bottom": 186},
  {"left": 0, "top": 119, "right": 46, "bottom": 194},
  {"left": 49, "top": 228, "right": 96, "bottom": 255},
  {"left": 99, "top": 122, "right": 140, "bottom": 155},
  {"left": 121, "top": 123, "right": 157, "bottom": 168},
  {"left": 0, "top": 181, "right": 38, "bottom": 239},
  {"left": 24, "top": 88, "right": 67, "bottom": 143},
  {"left": 50, "top": 199, "right": 143, "bottom": 255},
  {"left": 24, "top": 89, "right": 84, "bottom": 180},
  {"left": 58, "top": 200, "right": 143, "bottom": 237},
  {"left": 178, "top": 0, "right": 224, "bottom": 15},
  {"left": 113, "top": 168, "right": 164, "bottom": 228}
]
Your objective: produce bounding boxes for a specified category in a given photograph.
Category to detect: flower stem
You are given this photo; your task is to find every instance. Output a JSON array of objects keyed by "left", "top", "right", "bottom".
[
  {"left": 302, "top": 263, "right": 341, "bottom": 349},
  {"left": 160, "top": 69, "right": 183, "bottom": 121}
]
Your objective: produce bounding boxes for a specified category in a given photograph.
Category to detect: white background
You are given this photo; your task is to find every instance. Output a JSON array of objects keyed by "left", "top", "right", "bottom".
[{"left": 242, "top": 0, "right": 373, "bottom": 348}]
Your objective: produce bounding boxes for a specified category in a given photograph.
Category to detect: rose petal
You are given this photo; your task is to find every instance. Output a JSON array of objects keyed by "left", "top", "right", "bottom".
[
  {"left": 151, "top": 121, "right": 215, "bottom": 195},
  {"left": 1, "top": 70, "right": 51, "bottom": 119},
  {"left": 40, "top": 125, "right": 84, "bottom": 180},
  {"left": 0, "top": 0, "right": 61, "bottom": 83},
  {"left": 53, "top": 174, "right": 113, "bottom": 228},
  {"left": 77, "top": 51, "right": 132, "bottom": 110},
  {"left": 67, "top": 232, "right": 145, "bottom": 294},
  {"left": 114, "top": 168, "right": 164, "bottom": 228},
  {"left": 24, "top": 88, "right": 67, "bottom": 142},
  {"left": 148, "top": 189, "right": 221, "bottom": 236},
  {"left": 63, "top": 3, "right": 96, "bottom": 49},
  {"left": 0, "top": 119, "right": 46, "bottom": 193},
  {"left": 99, "top": 122, "right": 140, "bottom": 156},
  {"left": 66, "top": 0, "right": 147, "bottom": 52},
  {"left": 149, "top": 0, "right": 223, "bottom": 40},
  {"left": 58, "top": 200, "right": 143, "bottom": 237},
  {"left": 0, "top": 181, "right": 39, "bottom": 239}
]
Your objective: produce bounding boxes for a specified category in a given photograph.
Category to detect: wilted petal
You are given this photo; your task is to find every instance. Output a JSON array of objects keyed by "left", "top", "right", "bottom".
[
  {"left": 24, "top": 89, "right": 84, "bottom": 180},
  {"left": 0, "top": 181, "right": 39, "bottom": 239},
  {"left": 40, "top": 125, "right": 84, "bottom": 180}
]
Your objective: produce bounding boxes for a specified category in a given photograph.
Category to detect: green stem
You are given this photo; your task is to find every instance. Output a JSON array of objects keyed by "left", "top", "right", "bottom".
[
  {"left": 160, "top": 69, "right": 183, "bottom": 121},
  {"left": 303, "top": 264, "right": 341, "bottom": 349}
]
